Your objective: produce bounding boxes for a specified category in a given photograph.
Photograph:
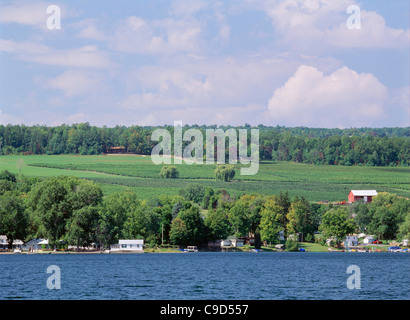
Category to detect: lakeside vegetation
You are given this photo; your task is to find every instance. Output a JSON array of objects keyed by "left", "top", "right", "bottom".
[
  {"left": 0, "top": 124, "right": 409, "bottom": 252},
  {"left": 0, "top": 165, "right": 409, "bottom": 252}
]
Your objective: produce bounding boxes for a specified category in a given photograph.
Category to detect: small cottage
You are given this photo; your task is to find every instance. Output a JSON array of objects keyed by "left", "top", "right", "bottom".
[
  {"left": 363, "top": 236, "right": 375, "bottom": 244},
  {"left": 0, "top": 235, "right": 8, "bottom": 251},
  {"left": 23, "top": 239, "right": 49, "bottom": 251},
  {"left": 221, "top": 239, "right": 232, "bottom": 247},
  {"left": 345, "top": 235, "right": 358, "bottom": 247},
  {"left": 0, "top": 235, "right": 24, "bottom": 251},
  {"left": 227, "top": 237, "right": 244, "bottom": 247},
  {"left": 110, "top": 239, "right": 144, "bottom": 253}
]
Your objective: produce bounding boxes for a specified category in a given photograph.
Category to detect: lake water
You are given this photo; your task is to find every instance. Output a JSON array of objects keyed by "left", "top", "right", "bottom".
[{"left": 1, "top": 252, "right": 409, "bottom": 300}]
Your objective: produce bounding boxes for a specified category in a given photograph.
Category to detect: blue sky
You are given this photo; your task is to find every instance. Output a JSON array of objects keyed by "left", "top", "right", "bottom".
[{"left": 0, "top": 0, "right": 409, "bottom": 128}]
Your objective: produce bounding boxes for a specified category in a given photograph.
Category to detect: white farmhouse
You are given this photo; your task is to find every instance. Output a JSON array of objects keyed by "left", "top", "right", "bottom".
[{"left": 110, "top": 239, "right": 144, "bottom": 253}]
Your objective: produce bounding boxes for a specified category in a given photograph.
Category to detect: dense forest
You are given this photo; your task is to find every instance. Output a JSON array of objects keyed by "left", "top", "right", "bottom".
[{"left": 0, "top": 123, "right": 409, "bottom": 166}]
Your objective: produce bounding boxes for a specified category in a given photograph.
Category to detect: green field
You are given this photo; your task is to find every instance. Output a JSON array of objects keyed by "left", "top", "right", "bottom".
[{"left": 1, "top": 154, "right": 409, "bottom": 202}]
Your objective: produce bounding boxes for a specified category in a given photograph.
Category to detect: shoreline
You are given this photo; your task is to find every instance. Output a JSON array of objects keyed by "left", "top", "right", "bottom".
[
  {"left": 1, "top": 249, "right": 404, "bottom": 254},
  {"left": 1, "top": 242, "right": 403, "bottom": 255}
]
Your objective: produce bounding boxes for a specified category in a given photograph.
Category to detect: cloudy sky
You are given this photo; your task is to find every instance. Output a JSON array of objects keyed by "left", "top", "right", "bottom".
[{"left": 0, "top": 0, "right": 409, "bottom": 128}]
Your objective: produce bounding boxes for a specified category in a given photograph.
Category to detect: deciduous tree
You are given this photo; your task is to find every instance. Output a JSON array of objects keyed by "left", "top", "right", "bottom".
[
  {"left": 319, "top": 207, "right": 357, "bottom": 244},
  {"left": 259, "top": 197, "right": 283, "bottom": 245},
  {"left": 0, "top": 191, "right": 28, "bottom": 249}
]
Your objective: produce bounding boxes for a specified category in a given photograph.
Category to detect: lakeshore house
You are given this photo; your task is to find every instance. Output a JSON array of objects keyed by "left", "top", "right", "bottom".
[
  {"left": 23, "top": 239, "right": 49, "bottom": 251},
  {"left": 345, "top": 235, "right": 359, "bottom": 247},
  {"left": 110, "top": 239, "right": 144, "bottom": 253},
  {"left": 224, "top": 237, "right": 244, "bottom": 247},
  {"left": 363, "top": 236, "right": 375, "bottom": 244},
  {"left": 209, "top": 237, "right": 245, "bottom": 249},
  {"left": 348, "top": 190, "right": 378, "bottom": 203},
  {"left": 0, "top": 235, "right": 7, "bottom": 250},
  {"left": 0, "top": 235, "right": 24, "bottom": 251}
]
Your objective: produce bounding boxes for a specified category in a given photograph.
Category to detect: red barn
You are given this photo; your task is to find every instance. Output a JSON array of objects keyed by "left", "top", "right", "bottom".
[{"left": 348, "top": 190, "right": 378, "bottom": 203}]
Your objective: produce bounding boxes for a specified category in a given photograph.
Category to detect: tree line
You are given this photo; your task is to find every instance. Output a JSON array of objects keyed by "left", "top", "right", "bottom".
[
  {"left": 1, "top": 170, "right": 409, "bottom": 250},
  {"left": 0, "top": 123, "right": 409, "bottom": 166}
]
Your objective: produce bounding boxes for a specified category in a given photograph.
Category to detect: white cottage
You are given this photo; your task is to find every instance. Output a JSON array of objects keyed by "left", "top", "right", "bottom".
[
  {"left": 23, "top": 239, "right": 49, "bottom": 251},
  {"left": 363, "top": 236, "right": 375, "bottom": 244},
  {"left": 226, "top": 237, "right": 244, "bottom": 247},
  {"left": 0, "top": 235, "right": 8, "bottom": 251},
  {"left": 345, "top": 235, "right": 358, "bottom": 247},
  {"left": 110, "top": 239, "right": 144, "bottom": 253},
  {"left": 0, "top": 235, "right": 24, "bottom": 251}
]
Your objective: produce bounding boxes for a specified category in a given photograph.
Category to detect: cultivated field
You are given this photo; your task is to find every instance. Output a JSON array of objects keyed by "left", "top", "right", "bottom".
[{"left": 1, "top": 154, "right": 409, "bottom": 202}]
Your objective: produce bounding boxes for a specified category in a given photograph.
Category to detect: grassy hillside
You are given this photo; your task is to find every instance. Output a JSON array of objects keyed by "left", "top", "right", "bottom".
[{"left": 1, "top": 154, "right": 409, "bottom": 201}]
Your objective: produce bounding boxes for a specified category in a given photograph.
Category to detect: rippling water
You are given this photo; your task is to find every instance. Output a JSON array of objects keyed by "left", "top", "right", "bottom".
[{"left": 1, "top": 252, "right": 409, "bottom": 300}]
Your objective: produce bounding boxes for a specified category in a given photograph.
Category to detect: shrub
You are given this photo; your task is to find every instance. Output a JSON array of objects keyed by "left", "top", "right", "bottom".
[
  {"left": 285, "top": 238, "right": 299, "bottom": 251},
  {"left": 159, "top": 166, "right": 179, "bottom": 179},
  {"left": 214, "top": 165, "right": 235, "bottom": 182}
]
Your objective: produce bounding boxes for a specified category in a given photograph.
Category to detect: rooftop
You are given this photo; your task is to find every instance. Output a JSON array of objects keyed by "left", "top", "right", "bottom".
[
  {"left": 118, "top": 239, "right": 144, "bottom": 244},
  {"left": 350, "top": 190, "right": 378, "bottom": 196}
]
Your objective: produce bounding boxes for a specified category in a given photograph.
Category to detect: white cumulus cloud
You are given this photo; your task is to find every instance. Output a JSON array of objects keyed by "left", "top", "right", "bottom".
[
  {"left": 257, "top": 0, "right": 410, "bottom": 52},
  {"left": 109, "top": 16, "right": 202, "bottom": 55},
  {"left": 44, "top": 70, "right": 105, "bottom": 97},
  {"left": 0, "top": 39, "right": 113, "bottom": 69},
  {"left": 266, "top": 65, "right": 389, "bottom": 128}
]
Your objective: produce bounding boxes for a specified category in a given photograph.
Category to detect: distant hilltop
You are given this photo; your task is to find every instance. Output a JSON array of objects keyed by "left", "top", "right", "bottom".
[{"left": 0, "top": 124, "right": 409, "bottom": 167}]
